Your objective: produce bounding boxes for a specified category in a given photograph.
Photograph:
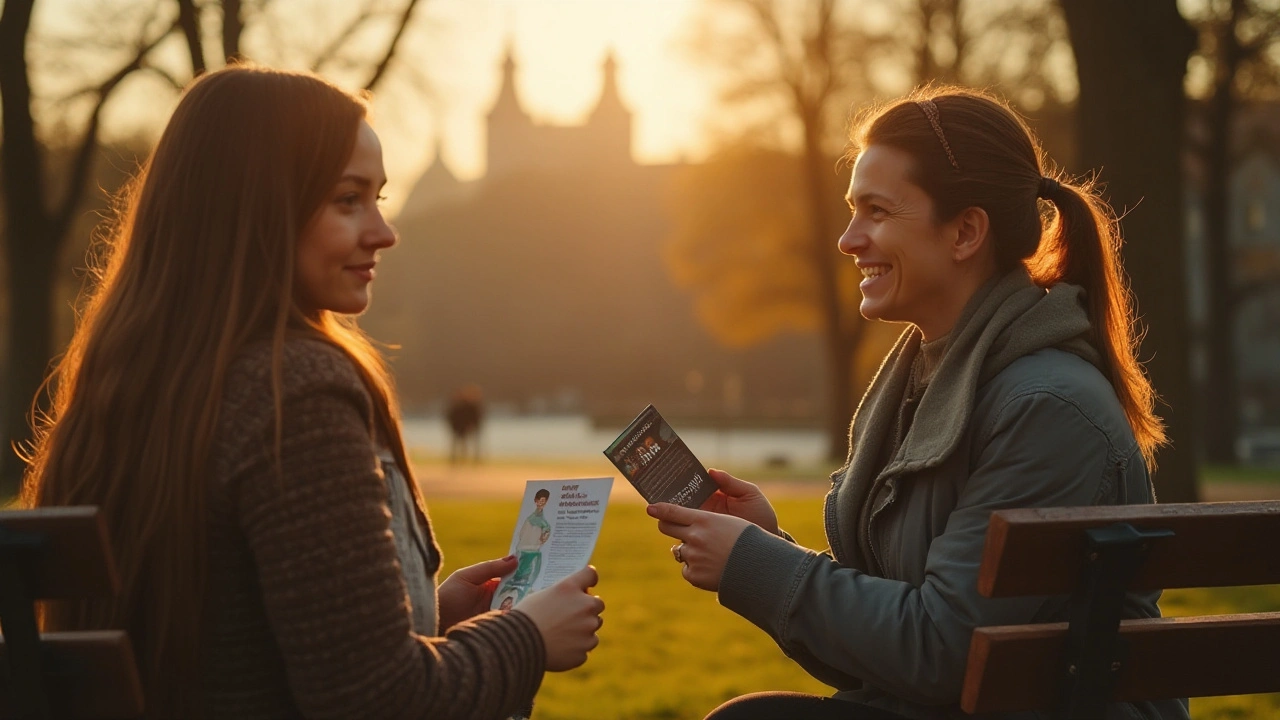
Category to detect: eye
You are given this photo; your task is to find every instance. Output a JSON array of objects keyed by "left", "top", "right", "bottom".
[
  {"left": 869, "top": 204, "right": 888, "bottom": 218},
  {"left": 336, "top": 193, "right": 361, "bottom": 209},
  {"left": 376, "top": 194, "right": 388, "bottom": 205}
]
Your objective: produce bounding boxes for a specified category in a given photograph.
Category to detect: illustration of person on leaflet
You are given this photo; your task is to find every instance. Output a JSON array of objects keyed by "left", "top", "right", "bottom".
[{"left": 497, "top": 488, "right": 553, "bottom": 603}]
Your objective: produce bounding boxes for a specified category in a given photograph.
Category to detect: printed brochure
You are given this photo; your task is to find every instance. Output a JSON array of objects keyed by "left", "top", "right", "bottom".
[
  {"left": 490, "top": 477, "right": 613, "bottom": 610},
  {"left": 603, "top": 404, "right": 716, "bottom": 508}
]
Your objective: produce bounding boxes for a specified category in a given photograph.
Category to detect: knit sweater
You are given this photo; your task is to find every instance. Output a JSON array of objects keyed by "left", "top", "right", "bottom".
[{"left": 202, "top": 336, "right": 545, "bottom": 719}]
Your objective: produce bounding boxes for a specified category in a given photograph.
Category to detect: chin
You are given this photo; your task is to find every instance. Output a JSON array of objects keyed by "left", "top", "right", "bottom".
[{"left": 328, "top": 297, "right": 370, "bottom": 315}]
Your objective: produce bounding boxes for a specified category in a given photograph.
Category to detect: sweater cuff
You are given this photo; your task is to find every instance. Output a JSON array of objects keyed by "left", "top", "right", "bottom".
[
  {"left": 718, "top": 524, "right": 817, "bottom": 642},
  {"left": 455, "top": 609, "right": 546, "bottom": 713}
]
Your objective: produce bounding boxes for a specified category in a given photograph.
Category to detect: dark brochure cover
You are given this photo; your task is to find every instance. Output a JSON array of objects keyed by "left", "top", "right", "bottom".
[{"left": 603, "top": 405, "right": 716, "bottom": 508}]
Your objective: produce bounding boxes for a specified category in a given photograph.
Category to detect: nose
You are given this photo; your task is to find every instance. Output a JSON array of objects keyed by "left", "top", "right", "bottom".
[
  {"left": 837, "top": 217, "right": 864, "bottom": 256},
  {"left": 363, "top": 209, "right": 397, "bottom": 250}
]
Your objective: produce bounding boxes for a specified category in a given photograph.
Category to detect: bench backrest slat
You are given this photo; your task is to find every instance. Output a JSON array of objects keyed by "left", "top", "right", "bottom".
[
  {"left": 0, "top": 631, "right": 145, "bottom": 719},
  {"left": 0, "top": 507, "right": 119, "bottom": 600},
  {"left": 978, "top": 501, "right": 1280, "bottom": 597},
  {"left": 961, "top": 612, "right": 1280, "bottom": 714}
]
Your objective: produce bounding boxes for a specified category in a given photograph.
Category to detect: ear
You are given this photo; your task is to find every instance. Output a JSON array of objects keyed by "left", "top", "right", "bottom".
[{"left": 951, "top": 206, "right": 990, "bottom": 263}]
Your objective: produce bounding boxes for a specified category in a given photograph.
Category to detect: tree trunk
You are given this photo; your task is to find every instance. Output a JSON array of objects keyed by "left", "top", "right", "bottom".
[
  {"left": 1061, "top": 0, "right": 1200, "bottom": 503},
  {"left": 1201, "top": 0, "right": 1245, "bottom": 465},
  {"left": 2, "top": 233, "right": 58, "bottom": 495},
  {"left": 177, "top": 0, "right": 207, "bottom": 75},
  {"left": 222, "top": 0, "right": 243, "bottom": 61},
  {"left": 798, "top": 115, "right": 853, "bottom": 461},
  {"left": 0, "top": 0, "right": 48, "bottom": 497},
  {"left": 826, "top": 328, "right": 856, "bottom": 463}
]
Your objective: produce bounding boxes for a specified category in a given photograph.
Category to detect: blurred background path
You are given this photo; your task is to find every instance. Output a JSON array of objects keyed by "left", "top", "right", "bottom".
[{"left": 412, "top": 456, "right": 1280, "bottom": 503}]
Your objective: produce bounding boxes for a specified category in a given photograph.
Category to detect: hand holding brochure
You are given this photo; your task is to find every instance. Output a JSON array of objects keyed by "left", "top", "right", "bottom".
[
  {"left": 603, "top": 404, "right": 716, "bottom": 508},
  {"left": 490, "top": 477, "right": 613, "bottom": 611}
]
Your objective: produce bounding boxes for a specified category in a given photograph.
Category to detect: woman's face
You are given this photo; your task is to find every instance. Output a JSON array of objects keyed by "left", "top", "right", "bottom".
[
  {"left": 838, "top": 144, "right": 963, "bottom": 340},
  {"left": 295, "top": 120, "right": 396, "bottom": 316}
]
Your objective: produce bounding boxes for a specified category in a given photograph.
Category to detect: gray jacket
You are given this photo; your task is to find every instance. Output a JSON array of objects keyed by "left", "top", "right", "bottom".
[{"left": 718, "top": 270, "right": 1190, "bottom": 720}]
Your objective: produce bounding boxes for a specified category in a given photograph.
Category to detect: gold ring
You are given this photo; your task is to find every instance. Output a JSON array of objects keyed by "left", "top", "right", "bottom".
[{"left": 671, "top": 543, "right": 685, "bottom": 564}]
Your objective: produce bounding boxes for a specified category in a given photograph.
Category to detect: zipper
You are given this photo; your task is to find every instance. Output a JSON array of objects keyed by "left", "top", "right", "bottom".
[
  {"left": 824, "top": 473, "right": 845, "bottom": 563},
  {"left": 865, "top": 477, "right": 896, "bottom": 575}
]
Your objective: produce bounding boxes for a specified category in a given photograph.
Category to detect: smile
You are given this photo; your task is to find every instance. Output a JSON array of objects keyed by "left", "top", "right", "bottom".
[
  {"left": 345, "top": 263, "right": 376, "bottom": 280},
  {"left": 859, "top": 264, "right": 890, "bottom": 279}
]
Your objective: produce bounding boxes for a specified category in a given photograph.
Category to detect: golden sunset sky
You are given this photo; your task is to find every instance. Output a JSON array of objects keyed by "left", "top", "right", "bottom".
[{"left": 32, "top": 0, "right": 725, "bottom": 217}]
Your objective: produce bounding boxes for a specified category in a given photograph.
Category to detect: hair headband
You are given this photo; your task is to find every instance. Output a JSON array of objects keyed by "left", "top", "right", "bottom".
[{"left": 915, "top": 100, "right": 960, "bottom": 172}]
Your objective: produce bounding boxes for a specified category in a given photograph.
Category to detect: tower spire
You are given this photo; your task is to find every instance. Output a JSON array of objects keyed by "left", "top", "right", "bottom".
[
  {"left": 489, "top": 38, "right": 526, "bottom": 120},
  {"left": 591, "top": 49, "right": 628, "bottom": 119}
]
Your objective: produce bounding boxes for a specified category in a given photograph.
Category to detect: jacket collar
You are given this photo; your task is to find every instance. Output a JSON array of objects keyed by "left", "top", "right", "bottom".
[{"left": 828, "top": 267, "right": 1100, "bottom": 567}]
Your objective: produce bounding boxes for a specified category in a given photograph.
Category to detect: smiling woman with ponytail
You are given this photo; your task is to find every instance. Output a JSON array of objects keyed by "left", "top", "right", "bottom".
[{"left": 646, "top": 86, "right": 1189, "bottom": 720}]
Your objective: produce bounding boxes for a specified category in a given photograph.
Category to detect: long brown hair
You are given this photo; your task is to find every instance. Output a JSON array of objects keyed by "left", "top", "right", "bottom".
[
  {"left": 19, "top": 65, "right": 414, "bottom": 717},
  {"left": 848, "top": 86, "right": 1166, "bottom": 470}
]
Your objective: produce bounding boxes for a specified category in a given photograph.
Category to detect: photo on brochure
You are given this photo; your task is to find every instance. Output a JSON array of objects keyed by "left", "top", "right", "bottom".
[
  {"left": 603, "top": 404, "right": 716, "bottom": 509},
  {"left": 490, "top": 477, "right": 613, "bottom": 611}
]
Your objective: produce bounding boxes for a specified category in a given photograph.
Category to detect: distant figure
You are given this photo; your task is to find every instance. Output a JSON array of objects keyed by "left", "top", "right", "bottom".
[{"left": 446, "top": 385, "right": 485, "bottom": 463}]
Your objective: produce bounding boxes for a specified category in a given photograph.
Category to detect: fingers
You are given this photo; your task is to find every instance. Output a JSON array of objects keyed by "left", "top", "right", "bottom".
[
  {"left": 451, "top": 555, "right": 519, "bottom": 584},
  {"left": 566, "top": 584, "right": 605, "bottom": 666},
  {"left": 655, "top": 518, "right": 693, "bottom": 540},
  {"left": 646, "top": 502, "right": 702, "bottom": 526},
  {"left": 709, "top": 467, "right": 757, "bottom": 496}
]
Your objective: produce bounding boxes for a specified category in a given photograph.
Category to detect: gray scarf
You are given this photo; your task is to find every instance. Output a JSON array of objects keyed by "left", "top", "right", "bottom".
[{"left": 827, "top": 267, "right": 1102, "bottom": 571}]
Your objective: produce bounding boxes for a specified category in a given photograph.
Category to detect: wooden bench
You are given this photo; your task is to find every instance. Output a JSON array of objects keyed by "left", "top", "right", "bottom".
[
  {"left": 0, "top": 507, "right": 143, "bottom": 719},
  {"left": 960, "top": 500, "right": 1280, "bottom": 718}
]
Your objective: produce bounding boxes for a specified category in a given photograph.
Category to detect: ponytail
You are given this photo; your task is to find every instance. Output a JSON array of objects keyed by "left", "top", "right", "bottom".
[
  {"left": 1028, "top": 176, "right": 1167, "bottom": 470},
  {"left": 855, "top": 87, "right": 1168, "bottom": 471}
]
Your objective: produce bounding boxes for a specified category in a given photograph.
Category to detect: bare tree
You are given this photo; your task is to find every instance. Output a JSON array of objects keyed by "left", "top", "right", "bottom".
[
  {"left": 0, "top": 0, "right": 177, "bottom": 494},
  {"left": 0, "top": 0, "right": 432, "bottom": 495}
]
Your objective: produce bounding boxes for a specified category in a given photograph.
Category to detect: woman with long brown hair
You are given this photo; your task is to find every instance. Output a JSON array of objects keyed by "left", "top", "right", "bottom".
[
  {"left": 21, "top": 64, "right": 604, "bottom": 719},
  {"left": 648, "top": 86, "right": 1190, "bottom": 719}
]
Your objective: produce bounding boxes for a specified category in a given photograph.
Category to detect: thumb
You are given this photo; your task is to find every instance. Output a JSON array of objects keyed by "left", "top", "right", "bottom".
[
  {"left": 709, "top": 468, "right": 755, "bottom": 497},
  {"left": 558, "top": 564, "right": 599, "bottom": 592},
  {"left": 453, "top": 555, "right": 519, "bottom": 584}
]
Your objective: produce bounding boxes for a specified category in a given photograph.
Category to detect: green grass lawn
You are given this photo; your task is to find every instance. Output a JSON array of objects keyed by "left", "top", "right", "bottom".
[
  {"left": 429, "top": 497, "right": 1280, "bottom": 720},
  {"left": 1200, "top": 464, "right": 1280, "bottom": 484}
]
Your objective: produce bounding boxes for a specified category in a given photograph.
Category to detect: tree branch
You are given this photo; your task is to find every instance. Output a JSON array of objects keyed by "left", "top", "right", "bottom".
[
  {"left": 311, "top": 0, "right": 378, "bottom": 73},
  {"left": 142, "top": 61, "right": 187, "bottom": 90},
  {"left": 223, "top": 0, "right": 244, "bottom": 61},
  {"left": 53, "top": 17, "right": 180, "bottom": 242},
  {"left": 176, "top": 0, "right": 206, "bottom": 75},
  {"left": 364, "top": 0, "right": 424, "bottom": 92}
]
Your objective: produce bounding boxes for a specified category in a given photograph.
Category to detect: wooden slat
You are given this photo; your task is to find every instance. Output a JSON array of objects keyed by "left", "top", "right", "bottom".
[
  {"left": 0, "top": 631, "right": 144, "bottom": 719},
  {"left": 0, "top": 507, "right": 118, "bottom": 599},
  {"left": 978, "top": 501, "right": 1280, "bottom": 597},
  {"left": 961, "top": 612, "right": 1280, "bottom": 714}
]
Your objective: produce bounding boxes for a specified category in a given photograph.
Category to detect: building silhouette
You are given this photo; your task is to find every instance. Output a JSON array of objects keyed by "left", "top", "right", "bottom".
[{"left": 365, "top": 48, "right": 827, "bottom": 426}]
